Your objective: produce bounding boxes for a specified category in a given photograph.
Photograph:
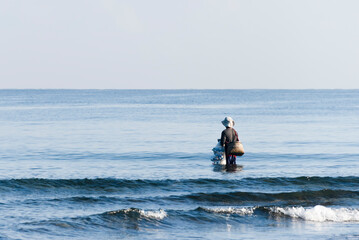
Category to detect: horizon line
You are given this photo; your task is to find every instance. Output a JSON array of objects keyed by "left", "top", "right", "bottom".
[{"left": 1, "top": 88, "right": 358, "bottom": 91}]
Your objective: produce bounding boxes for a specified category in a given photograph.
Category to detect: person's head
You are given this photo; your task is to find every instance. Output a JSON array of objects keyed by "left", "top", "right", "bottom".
[{"left": 222, "top": 116, "right": 235, "bottom": 128}]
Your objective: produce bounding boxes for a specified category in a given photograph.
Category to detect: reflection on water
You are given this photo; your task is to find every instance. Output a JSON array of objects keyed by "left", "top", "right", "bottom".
[{"left": 212, "top": 164, "right": 243, "bottom": 173}]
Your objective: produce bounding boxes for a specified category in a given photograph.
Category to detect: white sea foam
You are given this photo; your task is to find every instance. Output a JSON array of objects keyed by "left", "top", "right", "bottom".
[
  {"left": 140, "top": 209, "right": 167, "bottom": 220},
  {"left": 109, "top": 208, "right": 167, "bottom": 220},
  {"left": 203, "top": 207, "right": 255, "bottom": 215},
  {"left": 273, "top": 205, "right": 359, "bottom": 222}
]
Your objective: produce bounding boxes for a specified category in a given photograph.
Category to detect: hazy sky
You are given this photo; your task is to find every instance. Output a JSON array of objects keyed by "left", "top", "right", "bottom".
[{"left": 1, "top": 0, "right": 358, "bottom": 89}]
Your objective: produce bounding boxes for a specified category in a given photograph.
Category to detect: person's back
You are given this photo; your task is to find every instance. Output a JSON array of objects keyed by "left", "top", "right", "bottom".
[
  {"left": 220, "top": 127, "right": 238, "bottom": 147},
  {"left": 220, "top": 117, "right": 240, "bottom": 166}
]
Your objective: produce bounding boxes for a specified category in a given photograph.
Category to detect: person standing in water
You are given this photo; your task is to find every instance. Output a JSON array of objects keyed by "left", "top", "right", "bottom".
[{"left": 220, "top": 116, "right": 240, "bottom": 166}]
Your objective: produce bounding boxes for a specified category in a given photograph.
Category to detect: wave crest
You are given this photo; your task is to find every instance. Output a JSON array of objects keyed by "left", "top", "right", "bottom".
[
  {"left": 107, "top": 208, "right": 167, "bottom": 220},
  {"left": 273, "top": 205, "right": 359, "bottom": 222},
  {"left": 199, "top": 207, "right": 255, "bottom": 215}
]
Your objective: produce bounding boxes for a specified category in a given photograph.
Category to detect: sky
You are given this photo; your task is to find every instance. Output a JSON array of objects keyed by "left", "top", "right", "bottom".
[{"left": 0, "top": 0, "right": 359, "bottom": 89}]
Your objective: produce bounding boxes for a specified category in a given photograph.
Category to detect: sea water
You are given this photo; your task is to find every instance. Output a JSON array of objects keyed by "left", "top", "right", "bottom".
[{"left": 0, "top": 89, "right": 358, "bottom": 239}]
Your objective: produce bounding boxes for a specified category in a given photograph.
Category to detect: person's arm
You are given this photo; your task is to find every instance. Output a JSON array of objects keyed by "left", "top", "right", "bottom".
[
  {"left": 220, "top": 131, "right": 226, "bottom": 147},
  {"left": 232, "top": 128, "right": 239, "bottom": 141}
]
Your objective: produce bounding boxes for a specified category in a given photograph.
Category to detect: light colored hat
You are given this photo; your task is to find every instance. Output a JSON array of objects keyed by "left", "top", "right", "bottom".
[{"left": 222, "top": 116, "right": 235, "bottom": 127}]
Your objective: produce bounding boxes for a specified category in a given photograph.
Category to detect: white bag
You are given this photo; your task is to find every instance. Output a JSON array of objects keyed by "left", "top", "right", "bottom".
[{"left": 211, "top": 140, "right": 226, "bottom": 165}]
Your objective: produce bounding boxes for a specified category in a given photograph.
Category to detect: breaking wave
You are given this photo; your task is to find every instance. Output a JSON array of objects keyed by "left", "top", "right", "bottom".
[
  {"left": 198, "top": 205, "right": 359, "bottom": 222},
  {"left": 273, "top": 205, "right": 359, "bottom": 222},
  {"left": 198, "top": 206, "right": 255, "bottom": 215},
  {"left": 106, "top": 208, "right": 167, "bottom": 220}
]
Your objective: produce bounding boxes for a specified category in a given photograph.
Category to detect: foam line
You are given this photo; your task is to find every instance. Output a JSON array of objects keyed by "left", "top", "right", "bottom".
[{"left": 273, "top": 205, "right": 359, "bottom": 222}]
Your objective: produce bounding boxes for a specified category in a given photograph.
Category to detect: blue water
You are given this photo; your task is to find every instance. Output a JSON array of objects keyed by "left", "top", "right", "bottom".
[{"left": 0, "top": 90, "right": 358, "bottom": 239}]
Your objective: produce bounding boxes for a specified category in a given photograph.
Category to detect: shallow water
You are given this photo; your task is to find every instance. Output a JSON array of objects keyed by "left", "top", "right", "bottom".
[{"left": 0, "top": 89, "right": 358, "bottom": 239}]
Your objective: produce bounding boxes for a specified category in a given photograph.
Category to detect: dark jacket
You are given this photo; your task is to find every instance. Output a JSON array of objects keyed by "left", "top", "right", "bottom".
[{"left": 220, "top": 127, "right": 239, "bottom": 147}]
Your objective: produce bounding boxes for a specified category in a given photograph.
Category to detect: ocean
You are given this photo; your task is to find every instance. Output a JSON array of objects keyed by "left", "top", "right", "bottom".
[{"left": 0, "top": 89, "right": 358, "bottom": 239}]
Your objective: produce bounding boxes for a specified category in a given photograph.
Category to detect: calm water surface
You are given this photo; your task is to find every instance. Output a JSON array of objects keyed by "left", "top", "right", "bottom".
[{"left": 0, "top": 90, "right": 358, "bottom": 239}]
